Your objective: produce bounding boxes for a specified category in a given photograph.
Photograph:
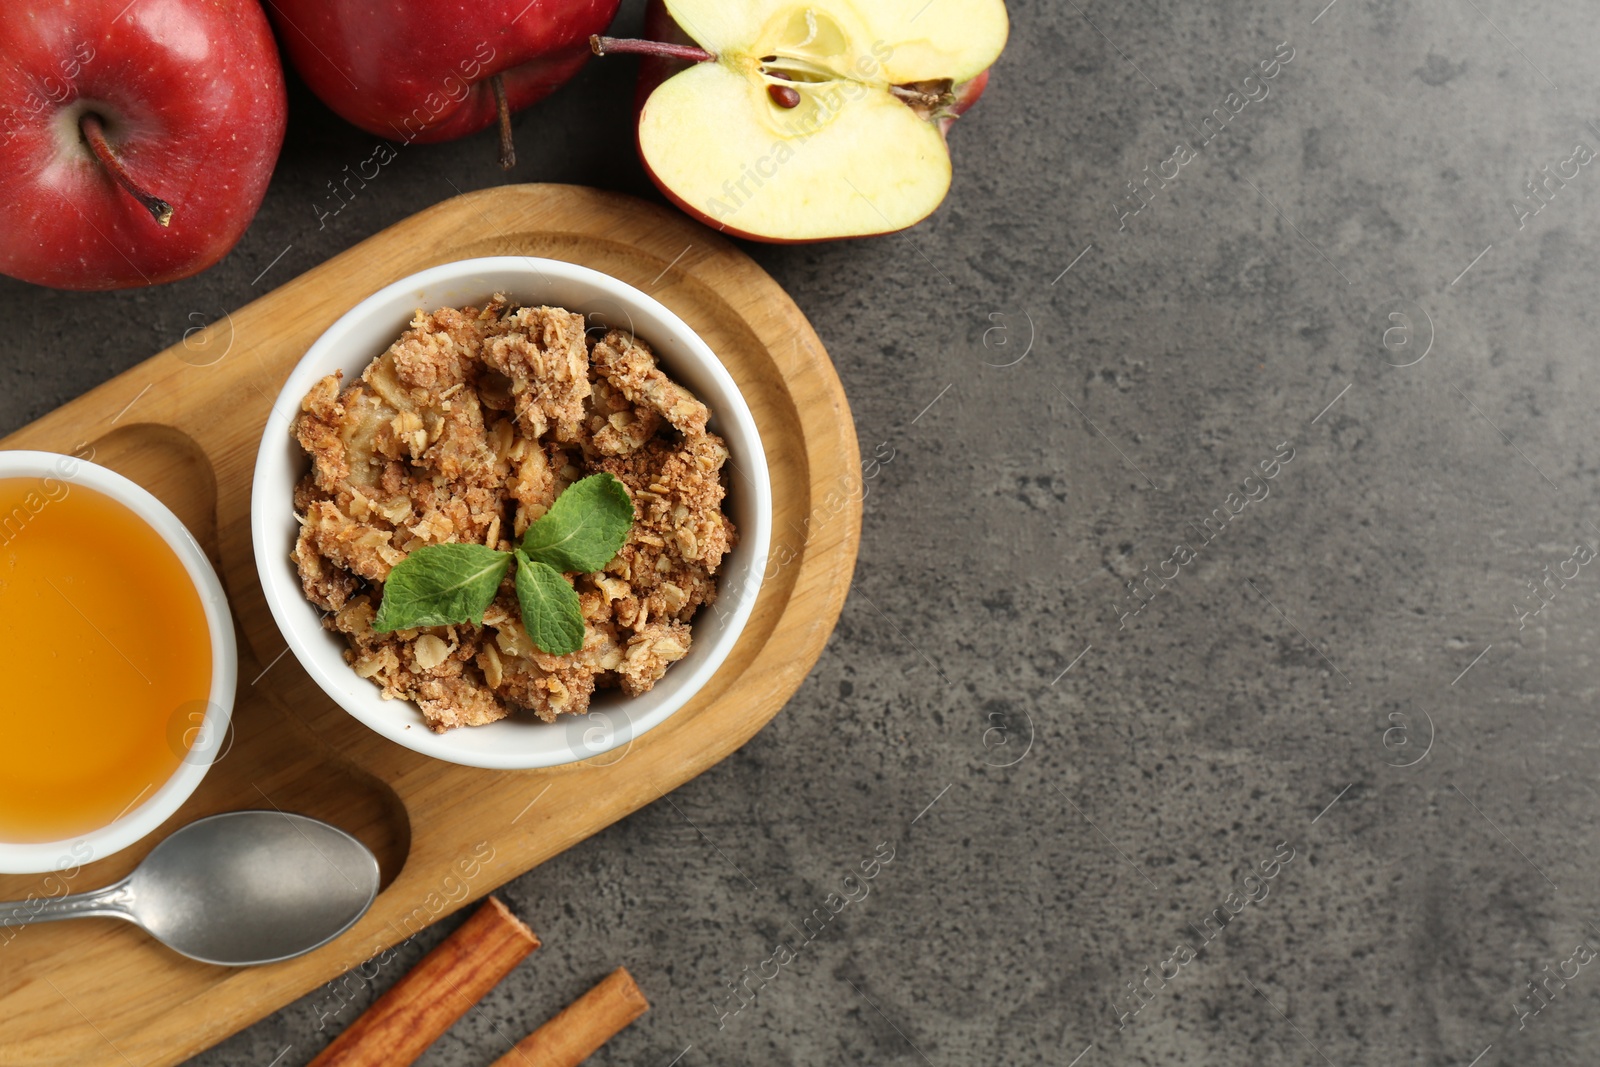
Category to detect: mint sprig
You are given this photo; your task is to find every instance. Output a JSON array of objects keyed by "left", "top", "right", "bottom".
[
  {"left": 372, "top": 544, "right": 511, "bottom": 632},
  {"left": 514, "top": 552, "right": 587, "bottom": 654},
  {"left": 372, "top": 474, "right": 634, "bottom": 656},
  {"left": 517, "top": 472, "right": 634, "bottom": 573}
]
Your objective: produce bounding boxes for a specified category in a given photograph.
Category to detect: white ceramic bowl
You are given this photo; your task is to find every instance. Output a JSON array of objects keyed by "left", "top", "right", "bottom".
[
  {"left": 252, "top": 257, "right": 771, "bottom": 769},
  {"left": 0, "top": 451, "right": 237, "bottom": 874}
]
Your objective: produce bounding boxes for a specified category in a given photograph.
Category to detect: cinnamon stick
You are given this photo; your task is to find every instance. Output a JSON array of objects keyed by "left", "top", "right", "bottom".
[
  {"left": 309, "top": 897, "right": 539, "bottom": 1067},
  {"left": 489, "top": 967, "right": 650, "bottom": 1067}
]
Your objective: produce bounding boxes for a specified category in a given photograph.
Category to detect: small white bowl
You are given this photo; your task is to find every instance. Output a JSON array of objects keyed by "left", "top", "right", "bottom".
[
  {"left": 0, "top": 451, "right": 237, "bottom": 874},
  {"left": 252, "top": 257, "right": 771, "bottom": 769}
]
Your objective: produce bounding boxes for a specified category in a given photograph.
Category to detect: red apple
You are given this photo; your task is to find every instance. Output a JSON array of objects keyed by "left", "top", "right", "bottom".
[
  {"left": 0, "top": 0, "right": 287, "bottom": 290},
  {"left": 595, "top": 0, "right": 1009, "bottom": 242},
  {"left": 264, "top": 0, "right": 622, "bottom": 166}
]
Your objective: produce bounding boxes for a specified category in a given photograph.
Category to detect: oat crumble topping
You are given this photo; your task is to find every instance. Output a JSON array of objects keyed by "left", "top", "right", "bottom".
[{"left": 291, "top": 297, "right": 736, "bottom": 732}]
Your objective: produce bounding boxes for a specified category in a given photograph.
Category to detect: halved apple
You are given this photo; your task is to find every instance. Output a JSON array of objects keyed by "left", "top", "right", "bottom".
[{"left": 596, "top": 0, "right": 1008, "bottom": 242}]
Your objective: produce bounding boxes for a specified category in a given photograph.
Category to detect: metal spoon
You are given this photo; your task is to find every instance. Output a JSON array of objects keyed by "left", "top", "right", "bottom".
[{"left": 0, "top": 810, "right": 380, "bottom": 966}]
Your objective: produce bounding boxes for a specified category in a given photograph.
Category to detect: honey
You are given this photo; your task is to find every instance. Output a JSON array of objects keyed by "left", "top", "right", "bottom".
[{"left": 0, "top": 476, "right": 212, "bottom": 842}]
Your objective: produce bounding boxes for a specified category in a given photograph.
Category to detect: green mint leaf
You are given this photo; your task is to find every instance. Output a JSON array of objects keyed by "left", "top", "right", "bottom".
[
  {"left": 513, "top": 552, "right": 586, "bottom": 655},
  {"left": 373, "top": 543, "right": 512, "bottom": 633},
  {"left": 519, "top": 473, "right": 634, "bottom": 574}
]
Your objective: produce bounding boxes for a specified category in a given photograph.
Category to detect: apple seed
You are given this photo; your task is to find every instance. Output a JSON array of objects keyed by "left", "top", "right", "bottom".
[{"left": 767, "top": 84, "right": 801, "bottom": 109}]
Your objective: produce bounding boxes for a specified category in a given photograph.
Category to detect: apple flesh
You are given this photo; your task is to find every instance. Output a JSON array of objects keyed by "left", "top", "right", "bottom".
[
  {"left": 610, "top": 0, "right": 1008, "bottom": 242},
  {"left": 266, "top": 0, "right": 622, "bottom": 160},
  {"left": 0, "top": 0, "right": 287, "bottom": 290}
]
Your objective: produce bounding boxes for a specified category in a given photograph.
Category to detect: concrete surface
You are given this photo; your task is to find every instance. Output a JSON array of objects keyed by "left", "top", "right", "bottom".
[{"left": 4, "top": 0, "right": 1599, "bottom": 1063}]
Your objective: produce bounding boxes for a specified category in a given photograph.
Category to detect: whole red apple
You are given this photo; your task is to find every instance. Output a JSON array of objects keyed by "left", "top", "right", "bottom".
[
  {"left": 596, "top": 0, "right": 1009, "bottom": 243},
  {"left": 0, "top": 0, "right": 287, "bottom": 290},
  {"left": 265, "top": 0, "right": 621, "bottom": 165}
]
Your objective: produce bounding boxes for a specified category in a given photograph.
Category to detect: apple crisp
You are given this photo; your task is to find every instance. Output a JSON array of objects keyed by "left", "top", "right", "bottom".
[{"left": 291, "top": 297, "right": 736, "bottom": 732}]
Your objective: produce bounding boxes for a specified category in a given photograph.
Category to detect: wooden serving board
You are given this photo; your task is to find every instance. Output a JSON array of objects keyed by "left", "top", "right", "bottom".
[{"left": 0, "top": 185, "right": 860, "bottom": 1066}]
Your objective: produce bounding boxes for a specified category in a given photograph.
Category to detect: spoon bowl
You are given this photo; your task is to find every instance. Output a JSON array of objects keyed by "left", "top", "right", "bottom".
[{"left": 0, "top": 811, "right": 379, "bottom": 966}]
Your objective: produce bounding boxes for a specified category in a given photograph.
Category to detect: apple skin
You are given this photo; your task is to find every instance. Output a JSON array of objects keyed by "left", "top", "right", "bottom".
[
  {"left": 266, "top": 0, "right": 622, "bottom": 144},
  {"left": 0, "top": 0, "right": 287, "bottom": 290},
  {"left": 630, "top": 0, "right": 995, "bottom": 244},
  {"left": 947, "top": 71, "right": 990, "bottom": 125}
]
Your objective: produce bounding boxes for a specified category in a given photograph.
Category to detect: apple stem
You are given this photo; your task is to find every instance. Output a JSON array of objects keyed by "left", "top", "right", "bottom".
[
  {"left": 491, "top": 73, "right": 515, "bottom": 170},
  {"left": 78, "top": 113, "right": 172, "bottom": 227},
  {"left": 589, "top": 35, "right": 716, "bottom": 63}
]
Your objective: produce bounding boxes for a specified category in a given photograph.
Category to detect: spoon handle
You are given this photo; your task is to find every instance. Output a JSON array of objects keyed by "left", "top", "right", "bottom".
[{"left": 0, "top": 880, "right": 136, "bottom": 928}]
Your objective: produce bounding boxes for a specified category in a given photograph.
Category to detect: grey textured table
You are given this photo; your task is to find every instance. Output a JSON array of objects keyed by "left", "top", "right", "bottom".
[{"left": 5, "top": 0, "right": 1596, "bottom": 1063}]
